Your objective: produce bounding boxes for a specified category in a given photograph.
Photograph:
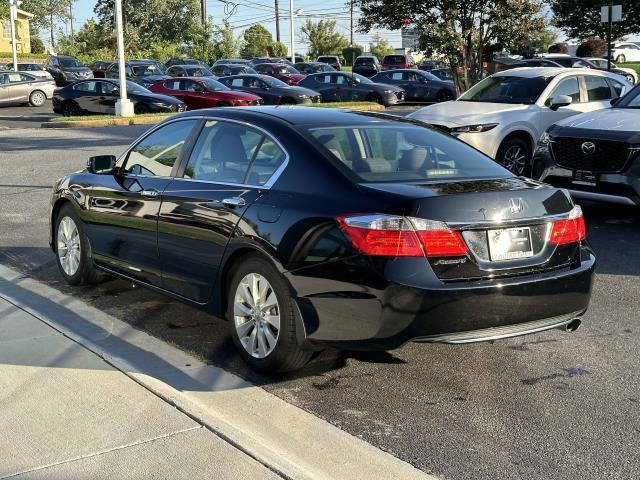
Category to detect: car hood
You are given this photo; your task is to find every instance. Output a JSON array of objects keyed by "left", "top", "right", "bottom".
[
  {"left": 554, "top": 107, "right": 640, "bottom": 131},
  {"left": 409, "top": 101, "right": 528, "bottom": 126},
  {"left": 63, "top": 66, "right": 91, "bottom": 73}
]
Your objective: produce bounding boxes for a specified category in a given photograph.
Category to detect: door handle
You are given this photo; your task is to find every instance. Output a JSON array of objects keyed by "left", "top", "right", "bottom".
[
  {"left": 140, "top": 189, "right": 159, "bottom": 198},
  {"left": 222, "top": 197, "right": 246, "bottom": 208}
]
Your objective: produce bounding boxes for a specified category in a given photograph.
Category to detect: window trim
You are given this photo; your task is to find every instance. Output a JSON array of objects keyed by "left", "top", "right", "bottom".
[{"left": 117, "top": 115, "right": 289, "bottom": 189}]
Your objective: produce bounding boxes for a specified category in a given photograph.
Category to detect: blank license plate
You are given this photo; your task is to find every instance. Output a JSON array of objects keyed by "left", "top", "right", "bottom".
[
  {"left": 573, "top": 170, "right": 598, "bottom": 187},
  {"left": 487, "top": 227, "right": 534, "bottom": 261}
]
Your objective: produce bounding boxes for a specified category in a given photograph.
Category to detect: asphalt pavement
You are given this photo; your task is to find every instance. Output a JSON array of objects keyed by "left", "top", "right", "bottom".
[
  {"left": 1, "top": 125, "right": 639, "bottom": 480},
  {"left": 0, "top": 101, "right": 59, "bottom": 130}
]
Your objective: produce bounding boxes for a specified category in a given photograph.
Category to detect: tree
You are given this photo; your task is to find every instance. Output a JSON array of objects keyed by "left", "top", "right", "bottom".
[
  {"left": 22, "top": 0, "right": 70, "bottom": 48},
  {"left": 548, "top": 42, "right": 568, "bottom": 54},
  {"left": 211, "top": 20, "right": 240, "bottom": 60},
  {"left": 30, "top": 36, "right": 45, "bottom": 53},
  {"left": 369, "top": 33, "right": 393, "bottom": 60},
  {"left": 355, "top": 0, "right": 549, "bottom": 93},
  {"left": 239, "top": 24, "right": 284, "bottom": 58},
  {"left": 550, "top": 0, "right": 640, "bottom": 41},
  {"left": 343, "top": 45, "right": 363, "bottom": 65},
  {"left": 576, "top": 37, "right": 607, "bottom": 57},
  {"left": 300, "top": 19, "right": 348, "bottom": 58}
]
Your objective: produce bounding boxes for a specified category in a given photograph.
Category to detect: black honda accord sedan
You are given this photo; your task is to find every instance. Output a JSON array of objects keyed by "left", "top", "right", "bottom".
[{"left": 49, "top": 107, "right": 595, "bottom": 372}]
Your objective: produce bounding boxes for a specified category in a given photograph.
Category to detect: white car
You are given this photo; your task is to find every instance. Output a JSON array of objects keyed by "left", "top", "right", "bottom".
[
  {"left": 4, "top": 62, "right": 54, "bottom": 80},
  {"left": 408, "top": 67, "right": 632, "bottom": 175},
  {"left": 586, "top": 57, "right": 637, "bottom": 84},
  {"left": 608, "top": 42, "right": 640, "bottom": 63}
]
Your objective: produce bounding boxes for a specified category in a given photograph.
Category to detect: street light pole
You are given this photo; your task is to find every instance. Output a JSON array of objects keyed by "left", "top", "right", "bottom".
[
  {"left": 114, "top": 0, "right": 133, "bottom": 116},
  {"left": 607, "top": 1, "right": 613, "bottom": 71},
  {"left": 8, "top": 0, "right": 21, "bottom": 72},
  {"left": 289, "top": 4, "right": 302, "bottom": 62}
]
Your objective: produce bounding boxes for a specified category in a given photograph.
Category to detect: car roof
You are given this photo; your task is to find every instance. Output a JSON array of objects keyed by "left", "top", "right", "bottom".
[
  {"left": 172, "top": 105, "right": 406, "bottom": 127},
  {"left": 493, "top": 67, "right": 573, "bottom": 77}
]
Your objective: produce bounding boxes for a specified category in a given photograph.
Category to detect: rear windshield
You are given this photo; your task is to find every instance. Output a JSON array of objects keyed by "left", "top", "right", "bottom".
[
  {"left": 384, "top": 55, "right": 405, "bottom": 64},
  {"left": 355, "top": 57, "right": 375, "bottom": 65},
  {"left": 306, "top": 124, "right": 510, "bottom": 183},
  {"left": 318, "top": 57, "right": 338, "bottom": 62}
]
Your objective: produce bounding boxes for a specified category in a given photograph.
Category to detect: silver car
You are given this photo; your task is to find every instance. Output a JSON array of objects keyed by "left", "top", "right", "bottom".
[
  {"left": 0, "top": 72, "right": 56, "bottom": 107},
  {"left": 4, "top": 63, "right": 54, "bottom": 80}
]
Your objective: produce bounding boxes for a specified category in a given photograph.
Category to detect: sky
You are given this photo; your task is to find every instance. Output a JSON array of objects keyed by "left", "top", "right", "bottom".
[{"left": 71, "top": 0, "right": 405, "bottom": 53}]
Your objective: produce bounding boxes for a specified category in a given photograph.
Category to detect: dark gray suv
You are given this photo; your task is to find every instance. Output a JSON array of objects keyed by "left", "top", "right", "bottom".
[{"left": 45, "top": 55, "right": 93, "bottom": 86}]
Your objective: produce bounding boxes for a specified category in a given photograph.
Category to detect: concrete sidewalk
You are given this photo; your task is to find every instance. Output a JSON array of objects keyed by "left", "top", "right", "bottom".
[
  {"left": 0, "top": 296, "right": 281, "bottom": 479},
  {"left": 0, "top": 264, "right": 434, "bottom": 480}
]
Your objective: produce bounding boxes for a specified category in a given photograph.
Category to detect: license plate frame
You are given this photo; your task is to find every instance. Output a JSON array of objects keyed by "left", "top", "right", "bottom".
[
  {"left": 572, "top": 170, "right": 599, "bottom": 187},
  {"left": 487, "top": 226, "right": 534, "bottom": 261}
]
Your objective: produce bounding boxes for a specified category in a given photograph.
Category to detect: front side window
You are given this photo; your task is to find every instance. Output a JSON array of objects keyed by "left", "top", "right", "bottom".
[
  {"left": 307, "top": 124, "right": 510, "bottom": 183},
  {"left": 548, "top": 76, "right": 581, "bottom": 103},
  {"left": 184, "top": 121, "right": 286, "bottom": 186},
  {"left": 584, "top": 76, "right": 612, "bottom": 101},
  {"left": 459, "top": 75, "right": 551, "bottom": 104},
  {"left": 123, "top": 120, "right": 197, "bottom": 177}
]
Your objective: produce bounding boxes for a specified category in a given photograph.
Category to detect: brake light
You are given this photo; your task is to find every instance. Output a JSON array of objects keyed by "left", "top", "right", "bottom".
[
  {"left": 336, "top": 214, "right": 468, "bottom": 257},
  {"left": 549, "top": 206, "right": 586, "bottom": 245}
]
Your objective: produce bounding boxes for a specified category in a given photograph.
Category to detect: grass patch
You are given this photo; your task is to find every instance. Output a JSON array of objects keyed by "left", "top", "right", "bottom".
[
  {"left": 620, "top": 62, "right": 640, "bottom": 75},
  {"left": 341, "top": 66, "right": 353, "bottom": 72},
  {"left": 50, "top": 112, "right": 172, "bottom": 122}
]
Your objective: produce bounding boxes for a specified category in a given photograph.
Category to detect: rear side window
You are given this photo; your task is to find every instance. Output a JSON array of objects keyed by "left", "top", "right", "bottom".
[
  {"left": 584, "top": 76, "right": 612, "bottom": 101},
  {"left": 74, "top": 81, "right": 98, "bottom": 92},
  {"left": 123, "top": 120, "right": 197, "bottom": 177},
  {"left": 307, "top": 124, "right": 510, "bottom": 183},
  {"left": 184, "top": 120, "right": 286, "bottom": 186},
  {"left": 607, "top": 78, "right": 625, "bottom": 98}
]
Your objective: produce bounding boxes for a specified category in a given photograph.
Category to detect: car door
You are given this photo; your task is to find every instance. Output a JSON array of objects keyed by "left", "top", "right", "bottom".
[
  {"left": 535, "top": 75, "right": 589, "bottom": 135},
  {"left": 183, "top": 79, "right": 211, "bottom": 109},
  {"left": 84, "top": 119, "right": 199, "bottom": 286},
  {"left": 72, "top": 80, "right": 100, "bottom": 112},
  {"left": 4, "top": 73, "right": 34, "bottom": 102},
  {"left": 157, "top": 119, "right": 287, "bottom": 302},
  {"left": 580, "top": 74, "right": 617, "bottom": 112},
  {"left": 96, "top": 80, "right": 118, "bottom": 114}
]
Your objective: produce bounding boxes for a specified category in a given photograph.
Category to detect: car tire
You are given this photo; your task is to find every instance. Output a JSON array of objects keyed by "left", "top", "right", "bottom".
[
  {"left": 365, "top": 92, "right": 384, "bottom": 105},
  {"left": 616, "top": 54, "right": 626, "bottom": 63},
  {"left": 625, "top": 73, "right": 635, "bottom": 84},
  {"left": 134, "top": 103, "right": 150, "bottom": 114},
  {"left": 227, "top": 254, "right": 313, "bottom": 373},
  {"left": 61, "top": 100, "right": 80, "bottom": 116},
  {"left": 29, "top": 90, "right": 47, "bottom": 107},
  {"left": 54, "top": 204, "right": 103, "bottom": 286},
  {"left": 436, "top": 89, "right": 454, "bottom": 102},
  {"left": 496, "top": 137, "right": 531, "bottom": 177}
]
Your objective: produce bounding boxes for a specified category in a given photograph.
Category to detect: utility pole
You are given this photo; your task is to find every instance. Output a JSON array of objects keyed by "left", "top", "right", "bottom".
[
  {"left": 69, "top": 1, "right": 74, "bottom": 41},
  {"left": 349, "top": 0, "right": 353, "bottom": 46},
  {"left": 200, "top": 0, "right": 207, "bottom": 26},
  {"left": 607, "top": 1, "right": 612, "bottom": 71},
  {"left": 114, "top": 0, "right": 133, "bottom": 116},
  {"left": 275, "top": 0, "right": 280, "bottom": 42},
  {"left": 8, "top": 0, "right": 21, "bottom": 71}
]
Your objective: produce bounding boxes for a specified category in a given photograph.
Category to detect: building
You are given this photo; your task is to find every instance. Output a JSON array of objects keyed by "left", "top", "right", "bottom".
[{"left": 0, "top": 9, "right": 34, "bottom": 53}]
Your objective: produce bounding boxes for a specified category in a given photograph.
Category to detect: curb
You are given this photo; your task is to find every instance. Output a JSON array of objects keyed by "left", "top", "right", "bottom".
[{"left": 0, "top": 264, "right": 436, "bottom": 480}]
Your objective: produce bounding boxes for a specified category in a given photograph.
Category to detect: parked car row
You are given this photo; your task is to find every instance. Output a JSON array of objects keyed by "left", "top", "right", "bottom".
[{"left": 410, "top": 66, "right": 640, "bottom": 206}]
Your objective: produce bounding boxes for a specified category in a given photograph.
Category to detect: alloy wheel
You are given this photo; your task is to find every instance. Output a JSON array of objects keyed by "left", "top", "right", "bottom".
[
  {"left": 30, "top": 91, "right": 46, "bottom": 106},
  {"left": 501, "top": 145, "right": 527, "bottom": 175},
  {"left": 57, "top": 216, "right": 81, "bottom": 276},
  {"left": 233, "top": 273, "right": 280, "bottom": 359}
]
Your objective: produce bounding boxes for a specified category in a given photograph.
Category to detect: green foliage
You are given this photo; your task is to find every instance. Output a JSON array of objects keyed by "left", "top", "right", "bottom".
[
  {"left": 30, "top": 37, "right": 45, "bottom": 54},
  {"left": 0, "top": 52, "right": 48, "bottom": 60},
  {"left": 211, "top": 20, "right": 240, "bottom": 60},
  {"left": 369, "top": 33, "right": 393, "bottom": 61},
  {"left": 300, "top": 19, "right": 348, "bottom": 58},
  {"left": 239, "top": 24, "right": 283, "bottom": 58},
  {"left": 270, "top": 41, "right": 288, "bottom": 57},
  {"left": 342, "top": 46, "right": 364, "bottom": 65},
  {"left": 576, "top": 37, "right": 607, "bottom": 58},
  {"left": 550, "top": 0, "right": 640, "bottom": 41},
  {"left": 22, "top": 0, "right": 70, "bottom": 47}
]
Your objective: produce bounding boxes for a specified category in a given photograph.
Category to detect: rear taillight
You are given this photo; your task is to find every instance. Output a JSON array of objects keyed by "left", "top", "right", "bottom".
[
  {"left": 549, "top": 205, "right": 586, "bottom": 245},
  {"left": 336, "top": 214, "right": 468, "bottom": 258}
]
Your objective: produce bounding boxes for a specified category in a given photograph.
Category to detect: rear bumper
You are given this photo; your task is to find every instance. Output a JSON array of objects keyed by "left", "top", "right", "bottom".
[{"left": 294, "top": 250, "right": 595, "bottom": 350}]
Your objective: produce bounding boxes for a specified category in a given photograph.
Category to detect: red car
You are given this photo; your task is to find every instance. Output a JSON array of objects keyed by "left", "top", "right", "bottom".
[
  {"left": 381, "top": 54, "right": 417, "bottom": 71},
  {"left": 149, "top": 77, "right": 262, "bottom": 109},
  {"left": 253, "top": 63, "right": 306, "bottom": 85},
  {"left": 89, "top": 60, "right": 113, "bottom": 78}
]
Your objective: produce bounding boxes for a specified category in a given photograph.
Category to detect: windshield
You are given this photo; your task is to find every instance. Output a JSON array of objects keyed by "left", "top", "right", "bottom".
[
  {"left": 459, "top": 75, "right": 551, "bottom": 104},
  {"left": 318, "top": 57, "right": 338, "bottom": 63},
  {"left": 419, "top": 71, "right": 441, "bottom": 82},
  {"left": 350, "top": 73, "right": 373, "bottom": 84},
  {"left": 275, "top": 65, "right": 299, "bottom": 74},
  {"left": 199, "top": 78, "right": 230, "bottom": 91},
  {"left": 186, "top": 66, "right": 214, "bottom": 76},
  {"left": 59, "top": 58, "right": 84, "bottom": 68},
  {"left": 615, "top": 85, "right": 640, "bottom": 108},
  {"left": 125, "top": 80, "right": 150, "bottom": 94},
  {"left": 306, "top": 124, "right": 510, "bottom": 183},
  {"left": 132, "top": 64, "right": 164, "bottom": 76},
  {"left": 261, "top": 76, "right": 288, "bottom": 87}
]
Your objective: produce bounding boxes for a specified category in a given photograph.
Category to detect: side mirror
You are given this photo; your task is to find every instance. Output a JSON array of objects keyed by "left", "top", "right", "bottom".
[
  {"left": 549, "top": 95, "right": 572, "bottom": 111},
  {"left": 87, "top": 155, "right": 116, "bottom": 174}
]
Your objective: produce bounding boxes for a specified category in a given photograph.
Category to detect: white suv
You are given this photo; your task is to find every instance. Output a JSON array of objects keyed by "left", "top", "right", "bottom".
[
  {"left": 408, "top": 68, "right": 631, "bottom": 175},
  {"left": 609, "top": 42, "right": 640, "bottom": 63}
]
